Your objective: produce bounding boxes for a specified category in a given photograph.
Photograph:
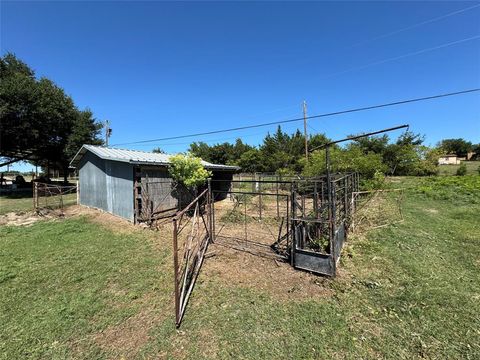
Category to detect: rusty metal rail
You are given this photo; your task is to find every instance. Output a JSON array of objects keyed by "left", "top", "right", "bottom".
[{"left": 172, "top": 186, "right": 213, "bottom": 327}]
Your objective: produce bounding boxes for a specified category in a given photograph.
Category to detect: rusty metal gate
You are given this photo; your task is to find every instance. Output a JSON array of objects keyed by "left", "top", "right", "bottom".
[
  {"left": 172, "top": 188, "right": 213, "bottom": 327},
  {"left": 33, "top": 182, "right": 78, "bottom": 212},
  {"left": 210, "top": 179, "right": 292, "bottom": 260}
]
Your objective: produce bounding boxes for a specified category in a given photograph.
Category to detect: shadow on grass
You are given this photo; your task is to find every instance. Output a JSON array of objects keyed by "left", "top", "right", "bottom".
[{"left": 0, "top": 190, "right": 33, "bottom": 199}]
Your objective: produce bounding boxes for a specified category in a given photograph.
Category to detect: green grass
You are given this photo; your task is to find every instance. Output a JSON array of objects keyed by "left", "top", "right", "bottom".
[
  {"left": 0, "top": 193, "right": 77, "bottom": 215},
  {"left": 1, "top": 176, "right": 479, "bottom": 359},
  {"left": 438, "top": 160, "right": 480, "bottom": 175},
  {"left": 0, "top": 217, "right": 168, "bottom": 359},
  {"left": 0, "top": 192, "right": 34, "bottom": 215}
]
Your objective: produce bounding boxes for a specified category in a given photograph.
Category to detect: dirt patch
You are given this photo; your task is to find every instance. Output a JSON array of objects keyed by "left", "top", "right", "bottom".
[
  {"left": 64, "top": 205, "right": 143, "bottom": 234},
  {"left": 0, "top": 205, "right": 142, "bottom": 232},
  {"left": 86, "top": 291, "right": 171, "bottom": 359},
  {"left": 172, "top": 196, "right": 334, "bottom": 302},
  {"left": 424, "top": 208, "right": 439, "bottom": 214},
  {"left": 0, "top": 208, "right": 63, "bottom": 226},
  {"left": 93, "top": 308, "right": 158, "bottom": 358},
  {"left": 203, "top": 241, "right": 333, "bottom": 302}
]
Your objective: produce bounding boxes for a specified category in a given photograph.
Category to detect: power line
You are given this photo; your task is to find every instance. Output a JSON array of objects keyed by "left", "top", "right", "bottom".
[
  {"left": 324, "top": 35, "right": 480, "bottom": 79},
  {"left": 350, "top": 4, "right": 480, "bottom": 48},
  {"left": 123, "top": 121, "right": 305, "bottom": 148},
  {"left": 112, "top": 88, "right": 480, "bottom": 147}
]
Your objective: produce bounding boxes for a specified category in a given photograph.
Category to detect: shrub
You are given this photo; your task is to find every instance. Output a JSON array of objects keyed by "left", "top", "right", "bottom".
[
  {"left": 456, "top": 163, "right": 467, "bottom": 176},
  {"left": 221, "top": 208, "right": 250, "bottom": 223},
  {"left": 362, "top": 170, "right": 386, "bottom": 190},
  {"left": 169, "top": 154, "right": 212, "bottom": 189},
  {"left": 303, "top": 146, "right": 387, "bottom": 180}
]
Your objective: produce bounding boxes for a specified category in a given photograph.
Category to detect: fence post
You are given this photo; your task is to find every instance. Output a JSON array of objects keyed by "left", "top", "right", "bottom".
[
  {"left": 208, "top": 179, "right": 214, "bottom": 243},
  {"left": 344, "top": 177, "right": 348, "bottom": 227},
  {"left": 290, "top": 181, "right": 296, "bottom": 267},
  {"left": 76, "top": 180, "right": 79, "bottom": 205},
  {"left": 330, "top": 181, "right": 337, "bottom": 277},
  {"left": 259, "top": 180, "right": 262, "bottom": 220},
  {"left": 276, "top": 177, "right": 279, "bottom": 219},
  {"left": 172, "top": 218, "right": 180, "bottom": 327},
  {"left": 32, "top": 182, "right": 37, "bottom": 210},
  {"left": 351, "top": 192, "right": 356, "bottom": 233}
]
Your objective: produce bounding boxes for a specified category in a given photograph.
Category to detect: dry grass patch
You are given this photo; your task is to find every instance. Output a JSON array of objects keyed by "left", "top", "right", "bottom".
[{"left": 203, "top": 242, "right": 333, "bottom": 301}]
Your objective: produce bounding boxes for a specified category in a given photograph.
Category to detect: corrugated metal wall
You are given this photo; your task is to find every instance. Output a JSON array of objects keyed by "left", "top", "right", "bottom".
[
  {"left": 79, "top": 152, "right": 134, "bottom": 221},
  {"left": 79, "top": 152, "right": 108, "bottom": 211},
  {"left": 105, "top": 160, "right": 134, "bottom": 221}
]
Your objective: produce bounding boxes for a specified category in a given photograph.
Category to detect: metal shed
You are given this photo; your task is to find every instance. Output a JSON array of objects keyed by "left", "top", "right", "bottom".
[{"left": 70, "top": 145, "right": 239, "bottom": 222}]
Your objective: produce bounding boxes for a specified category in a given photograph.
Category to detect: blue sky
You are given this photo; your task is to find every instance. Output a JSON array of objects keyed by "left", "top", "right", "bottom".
[{"left": 1, "top": 1, "right": 479, "bottom": 172}]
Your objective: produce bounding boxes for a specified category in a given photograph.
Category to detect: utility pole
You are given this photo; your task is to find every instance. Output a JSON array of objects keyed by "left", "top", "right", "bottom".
[
  {"left": 303, "top": 100, "right": 308, "bottom": 161},
  {"left": 105, "top": 120, "right": 112, "bottom": 147}
]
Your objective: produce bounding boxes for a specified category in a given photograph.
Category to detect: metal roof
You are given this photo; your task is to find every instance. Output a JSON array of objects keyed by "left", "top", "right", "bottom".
[{"left": 70, "top": 145, "right": 240, "bottom": 171}]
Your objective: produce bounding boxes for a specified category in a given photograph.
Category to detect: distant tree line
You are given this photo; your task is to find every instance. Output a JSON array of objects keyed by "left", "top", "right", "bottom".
[
  {"left": 0, "top": 53, "right": 103, "bottom": 182},
  {"left": 188, "top": 126, "right": 479, "bottom": 179},
  {"left": 189, "top": 128, "right": 330, "bottom": 174}
]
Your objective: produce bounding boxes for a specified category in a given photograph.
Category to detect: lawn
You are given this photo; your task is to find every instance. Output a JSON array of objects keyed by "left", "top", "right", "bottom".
[
  {"left": 0, "top": 192, "right": 34, "bottom": 215},
  {"left": 0, "top": 176, "right": 479, "bottom": 359},
  {"left": 0, "top": 192, "right": 76, "bottom": 215},
  {"left": 438, "top": 160, "right": 480, "bottom": 175}
]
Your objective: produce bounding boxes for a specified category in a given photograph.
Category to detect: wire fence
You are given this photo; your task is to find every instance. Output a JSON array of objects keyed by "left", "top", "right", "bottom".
[
  {"left": 33, "top": 182, "right": 78, "bottom": 213},
  {"left": 351, "top": 189, "right": 405, "bottom": 233}
]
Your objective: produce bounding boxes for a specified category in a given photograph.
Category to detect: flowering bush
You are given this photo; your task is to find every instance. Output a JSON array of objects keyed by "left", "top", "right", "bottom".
[{"left": 168, "top": 154, "right": 212, "bottom": 189}]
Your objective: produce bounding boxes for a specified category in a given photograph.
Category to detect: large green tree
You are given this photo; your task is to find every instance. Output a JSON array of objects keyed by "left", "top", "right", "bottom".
[
  {"left": 189, "top": 138, "right": 253, "bottom": 165},
  {"left": 437, "top": 138, "right": 474, "bottom": 157},
  {"left": 0, "top": 53, "right": 102, "bottom": 182},
  {"left": 382, "top": 132, "right": 437, "bottom": 176}
]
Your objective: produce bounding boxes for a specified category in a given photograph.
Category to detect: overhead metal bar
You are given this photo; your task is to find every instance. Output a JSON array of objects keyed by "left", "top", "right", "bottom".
[{"left": 309, "top": 124, "right": 409, "bottom": 152}]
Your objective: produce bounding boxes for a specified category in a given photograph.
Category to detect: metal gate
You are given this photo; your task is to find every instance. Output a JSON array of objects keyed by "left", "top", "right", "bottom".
[
  {"left": 211, "top": 178, "right": 292, "bottom": 260},
  {"left": 33, "top": 182, "right": 78, "bottom": 212},
  {"left": 172, "top": 188, "right": 213, "bottom": 327}
]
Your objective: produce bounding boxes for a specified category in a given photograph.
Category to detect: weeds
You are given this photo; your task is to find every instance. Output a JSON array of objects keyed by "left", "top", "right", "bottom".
[{"left": 414, "top": 175, "right": 480, "bottom": 203}]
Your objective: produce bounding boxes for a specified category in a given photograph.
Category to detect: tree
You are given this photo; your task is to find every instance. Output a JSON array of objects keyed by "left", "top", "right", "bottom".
[
  {"left": 237, "top": 148, "right": 266, "bottom": 173},
  {"left": 353, "top": 134, "right": 389, "bottom": 155},
  {"left": 0, "top": 54, "right": 41, "bottom": 162},
  {"left": 0, "top": 53, "right": 102, "bottom": 182},
  {"left": 304, "top": 145, "right": 387, "bottom": 179},
  {"left": 382, "top": 131, "right": 436, "bottom": 176},
  {"left": 260, "top": 126, "right": 307, "bottom": 172},
  {"left": 473, "top": 144, "right": 480, "bottom": 160},
  {"left": 438, "top": 138, "right": 473, "bottom": 157},
  {"left": 309, "top": 133, "right": 330, "bottom": 151},
  {"left": 168, "top": 154, "right": 212, "bottom": 189},
  {"left": 65, "top": 109, "right": 103, "bottom": 164},
  {"left": 189, "top": 139, "right": 253, "bottom": 165},
  {"left": 152, "top": 147, "right": 165, "bottom": 154}
]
